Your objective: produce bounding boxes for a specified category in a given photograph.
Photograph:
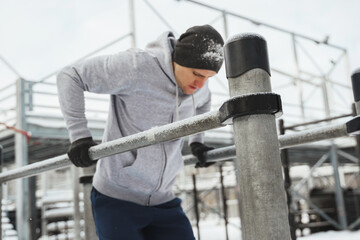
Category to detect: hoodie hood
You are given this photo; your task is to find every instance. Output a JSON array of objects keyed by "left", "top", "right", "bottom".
[{"left": 145, "top": 31, "right": 177, "bottom": 86}]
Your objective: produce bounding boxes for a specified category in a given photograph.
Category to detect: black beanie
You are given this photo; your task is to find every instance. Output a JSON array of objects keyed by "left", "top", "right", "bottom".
[{"left": 173, "top": 25, "right": 224, "bottom": 73}]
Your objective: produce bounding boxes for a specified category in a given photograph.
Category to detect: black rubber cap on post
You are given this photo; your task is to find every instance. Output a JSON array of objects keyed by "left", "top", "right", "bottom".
[
  {"left": 224, "top": 33, "right": 271, "bottom": 78},
  {"left": 351, "top": 68, "right": 360, "bottom": 102}
]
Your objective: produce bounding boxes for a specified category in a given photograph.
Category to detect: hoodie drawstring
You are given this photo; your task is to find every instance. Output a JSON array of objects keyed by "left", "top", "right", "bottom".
[
  {"left": 191, "top": 94, "right": 196, "bottom": 116},
  {"left": 175, "top": 83, "right": 179, "bottom": 122}
]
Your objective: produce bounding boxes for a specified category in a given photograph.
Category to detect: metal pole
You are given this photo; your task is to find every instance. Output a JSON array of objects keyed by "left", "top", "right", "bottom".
[
  {"left": 321, "top": 76, "right": 331, "bottom": 118},
  {"left": 219, "top": 164, "right": 229, "bottom": 240},
  {"left": 330, "top": 145, "right": 348, "bottom": 229},
  {"left": 15, "top": 78, "right": 31, "bottom": 240},
  {"left": 351, "top": 68, "right": 360, "bottom": 115},
  {"left": 224, "top": 34, "right": 291, "bottom": 239},
  {"left": 279, "top": 120, "right": 296, "bottom": 240},
  {"left": 71, "top": 166, "right": 82, "bottom": 240},
  {"left": 291, "top": 34, "right": 305, "bottom": 121},
  {"left": 0, "top": 144, "right": 3, "bottom": 240},
  {"left": 192, "top": 174, "right": 201, "bottom": 240},
  {"left": 222, "top": 11, "right": 229, "bottom": 40},
  {"left": 80, "top": 166, "right": 97, "bottom": 240},
  {"left": 129, "top": 0, "right": 136, "bottom": 48}
]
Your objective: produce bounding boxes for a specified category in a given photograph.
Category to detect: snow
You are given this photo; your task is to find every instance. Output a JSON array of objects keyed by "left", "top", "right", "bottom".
[
  {"left": 298, "top": 230, "right": 360, "bottom": 240},
  {"left": 191, "top": 218, "right": 360, "bottom": 240}
]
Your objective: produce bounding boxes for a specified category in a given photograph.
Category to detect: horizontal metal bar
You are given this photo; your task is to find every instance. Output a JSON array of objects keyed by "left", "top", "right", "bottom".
[
  {"left": 89, "top": 111, "right": 223, "bottom": 160},
  {"left": 279, "top": 122, "right": 348, "bottom": 148},
  {"left": 0, "top": 111, "right": 223, "bottom": 183},
  {"left": 0, "top": 154, "right": 71, "bottom": 183},
  {"left": 284, "top": 113, "right": 352, "bottom": 130},
  {"left": 184, "top": 121, "right": 350, "bottom": 164}
]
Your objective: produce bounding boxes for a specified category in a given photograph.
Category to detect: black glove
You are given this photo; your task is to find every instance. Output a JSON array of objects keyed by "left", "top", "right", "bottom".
[
  {"left": 190, "top": 142, "right": 215, "bottom": 168},
  {"left": 67, "top": 137, "right": 97, "bottom": 167}
]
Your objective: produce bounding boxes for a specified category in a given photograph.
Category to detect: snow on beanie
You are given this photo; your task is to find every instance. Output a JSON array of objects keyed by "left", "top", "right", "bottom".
[{"left": 173, "top": 25, "right": 224, "bottom": 73}]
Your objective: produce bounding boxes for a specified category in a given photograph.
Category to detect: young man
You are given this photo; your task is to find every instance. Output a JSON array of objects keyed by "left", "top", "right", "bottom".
[{"left": 57, "top": 25, "right": 224, "bottom": 240}]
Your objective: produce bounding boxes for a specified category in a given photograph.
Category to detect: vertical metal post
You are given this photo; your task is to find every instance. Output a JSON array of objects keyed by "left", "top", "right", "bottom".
[
  {"left": 224, "top": 34, "right": 291, "bottom": 240},
  {"left": 41, "top": 173, "right": 48, "bottom": 238},
  {"left": 351, "top": 68, "right": 360, "bottom": 115},
  {"left": 80, "top": 166, "right": 97, "bottom": 240},
  {"left": 321, "top": 77, "right": 331, "bottom": 118},
  {"left": 15, "top": 78, "right": 31, "bottom": 240},
  {"left": 351, "top": 69, "right": 360, "bottom": 178},
  {"left": 279, "top": 120, "right": 297, "bottom": 240},
  {"left": 330, "top": 145, "right": 348, "bottom": 229},
  {"left": 72, "top": 166, "right": 81, "bottom": 240},
  {"left": 192, "top": 174, "right": 201, "bottom": 240},
  {"left": 0, "top": 144, "right": 3, "bottom": 240},
  {"left": 222, "top": 11, "right": 229, "bottom": 40},
  {"left": 232, "top": 158, "right": 245, "bottom": 239},
  {"left": 219, "top": 164, "right": 229, "bottom": 240},
  {"left": 291, "top": 34, "right": 305, "bottom": 121},
  {"left": 129, "top": 0, "right": 136, "bottom": 48}
]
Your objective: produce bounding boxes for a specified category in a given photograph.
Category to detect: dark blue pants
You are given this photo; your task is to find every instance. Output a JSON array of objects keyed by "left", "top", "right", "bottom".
[{"left": 91, "top": 188, "right": 195, "bottom": 240}]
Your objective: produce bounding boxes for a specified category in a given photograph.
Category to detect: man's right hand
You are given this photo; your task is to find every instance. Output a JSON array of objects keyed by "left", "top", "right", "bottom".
[{"left": 67, "top": 137, "right": 97, "bottom": 167}]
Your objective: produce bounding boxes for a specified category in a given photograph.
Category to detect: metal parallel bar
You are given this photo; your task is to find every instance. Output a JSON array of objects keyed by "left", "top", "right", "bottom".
[
  {"left": 284, "top": 113, "right": 352, "bottom": 130},
  {"left": 180, "top": 0, "right": 346, "bottom": 50},
  {"left": 192, "top": 174, "right": 201, "bottom": 240},
  {"left": 184, "top": 120, "right": 351, "bottom": 165},
  {"left": 89, "top": 110, "right": 223, "bottom": 160},
  {"left": 36, "top": 33, "right": 132, "bottom": 84},
  {"left": 0, "top": 111, "right": 223, "bottom": 183},
  {"left": 0, "top": 113, "right": 353, "bottom": 184},
  {"left": 292, "top": 190, "right": 343, "bottom": 229},
  {"left": 279, "top": 122, "right": 347, "bottom": 149}
]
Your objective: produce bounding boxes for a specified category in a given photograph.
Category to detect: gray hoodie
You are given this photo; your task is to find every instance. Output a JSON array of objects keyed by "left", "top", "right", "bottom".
[{"left": 56, "top": 31, "right": 211, "bottom": 206}]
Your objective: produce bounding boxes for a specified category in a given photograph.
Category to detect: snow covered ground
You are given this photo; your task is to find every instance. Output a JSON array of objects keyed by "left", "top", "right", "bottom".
[
  {"left": 298, "top": 230, "right": 360, "bottom": 240},
  {"left": 192, "top": 218, "right": 360, "bottom": 240}
]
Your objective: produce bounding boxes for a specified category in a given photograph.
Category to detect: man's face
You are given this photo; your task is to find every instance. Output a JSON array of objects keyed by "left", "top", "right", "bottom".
[{"left": 173, "top": 62, "right": 217, "bottom": 95}]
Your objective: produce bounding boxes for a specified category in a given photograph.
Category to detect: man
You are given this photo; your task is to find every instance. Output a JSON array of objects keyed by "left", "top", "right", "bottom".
[{"left": 57, "top": 24, "right": 224, "bottom": 240}]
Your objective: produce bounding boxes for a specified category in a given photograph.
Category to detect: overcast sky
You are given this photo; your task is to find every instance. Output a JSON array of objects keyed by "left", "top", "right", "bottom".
[{"left": 0, "top": 0, "right": 359, "bottom": 123}]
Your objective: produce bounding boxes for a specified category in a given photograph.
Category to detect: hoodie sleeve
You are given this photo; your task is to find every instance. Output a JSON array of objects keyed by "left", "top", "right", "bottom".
[
  {"left": 188, "top": 86, "right": 212, "bottom": 144},
  {"left": 56, "top": 49, "right": 146, "bottom": 142}
]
